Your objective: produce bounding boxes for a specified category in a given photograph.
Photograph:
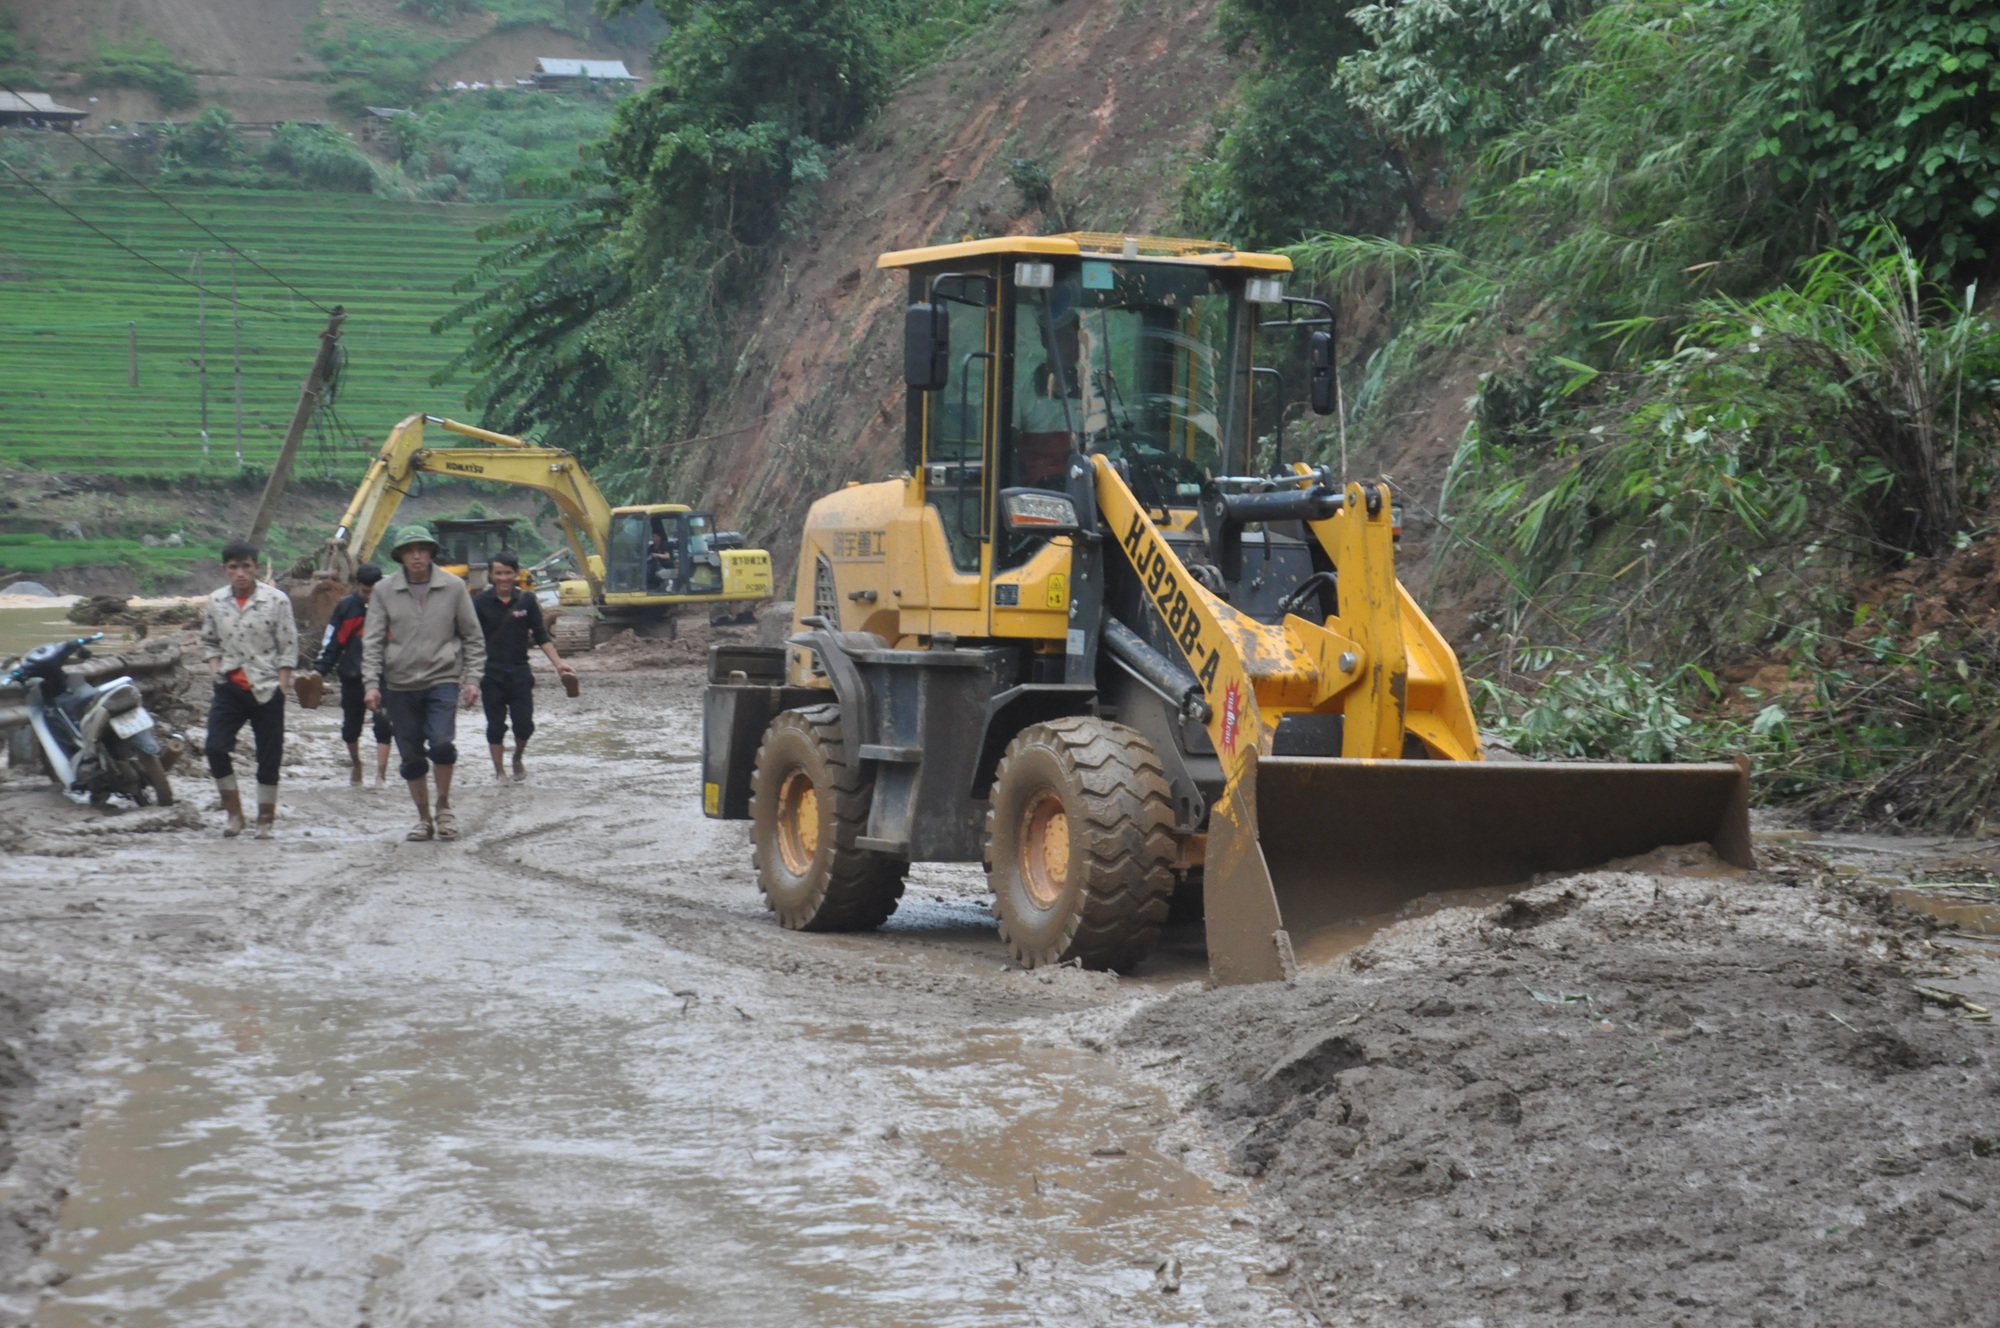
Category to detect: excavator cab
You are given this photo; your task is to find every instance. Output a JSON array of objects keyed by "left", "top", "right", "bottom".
[
  {"left": 603, "top": 506, "right": 749, "bottom": 603},
  {"left": 702, "top": 233, "right": 1752, "bottom": 984}
]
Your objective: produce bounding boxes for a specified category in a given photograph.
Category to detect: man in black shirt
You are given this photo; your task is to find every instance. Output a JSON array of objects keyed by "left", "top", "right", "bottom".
[
  {"left": 315, "top": 563, "right": 394, "bottom": 787},
  {"left": 472, "top": 551, "right": 575, "bottom": 781}
]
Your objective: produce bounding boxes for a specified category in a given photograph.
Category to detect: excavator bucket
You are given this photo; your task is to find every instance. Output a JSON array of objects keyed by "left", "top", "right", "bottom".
[{"left": 1203, "top": 752, "right": 1754, "bottom": 984}]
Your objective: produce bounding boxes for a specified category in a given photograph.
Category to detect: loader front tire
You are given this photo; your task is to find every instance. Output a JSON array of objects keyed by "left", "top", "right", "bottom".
[
  {"left": 750, "top": 705, "right": 906, "bottom": 931},
  {"left": 985, "top": 717, "right": 1175, "bottom": 972}
]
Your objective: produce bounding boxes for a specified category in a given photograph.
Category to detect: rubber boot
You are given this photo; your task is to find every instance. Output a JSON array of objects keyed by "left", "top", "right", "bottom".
[
  {"left": 216, "top": 776, "right": 245, "bottom": 838},
  {"left": 345, "top": 739, "right": 363, "bottom": 787},
  {"left": 254, "top": 784, "right": 278, "bottom": 839}
]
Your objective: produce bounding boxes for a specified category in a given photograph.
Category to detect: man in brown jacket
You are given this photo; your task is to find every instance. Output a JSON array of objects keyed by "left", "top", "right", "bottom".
[{"left": 361, "top": 525, "right": 485, "bottom": 841}]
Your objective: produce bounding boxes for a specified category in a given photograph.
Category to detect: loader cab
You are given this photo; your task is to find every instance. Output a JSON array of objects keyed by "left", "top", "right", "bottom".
[
  {"left": 604, "top": 504, "right": 726, "bottom": 597},
  {"left": 887, "top": 234, "right": 1288, "bottom": 637}
]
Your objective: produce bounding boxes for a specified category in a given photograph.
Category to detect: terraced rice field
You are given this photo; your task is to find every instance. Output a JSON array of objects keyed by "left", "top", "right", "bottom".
[{"left": 0, "top": 185, "right": 525, "bottom": 479}]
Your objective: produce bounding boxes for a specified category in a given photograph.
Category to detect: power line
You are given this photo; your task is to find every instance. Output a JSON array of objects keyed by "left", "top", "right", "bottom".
[
  {"left": 0, "top": 162, "right": 305, "bottom": 320},
  {"left": 0, "top": 76, "right": 334, "bottom": 315}
]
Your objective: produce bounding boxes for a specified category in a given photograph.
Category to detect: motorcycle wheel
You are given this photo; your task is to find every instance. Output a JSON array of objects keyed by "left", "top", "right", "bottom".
[{"left": 137, "top": 753, "right": 174, "bottom": 807}]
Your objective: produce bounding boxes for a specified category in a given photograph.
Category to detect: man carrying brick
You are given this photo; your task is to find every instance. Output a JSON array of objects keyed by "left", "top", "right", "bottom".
[
  {"left": 362, "top": 525, "right": 485, "bottom": 842},
  {"left": 473, "top": 550, "right": 575, "bottom": 782},
  {"left": 199, "top": 538, "right": 298, "bottom": 839}
]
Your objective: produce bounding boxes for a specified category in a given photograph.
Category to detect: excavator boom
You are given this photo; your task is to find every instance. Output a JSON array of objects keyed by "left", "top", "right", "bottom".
[{"left": 322, "top": 414, "right": 612, "bottom": 600}]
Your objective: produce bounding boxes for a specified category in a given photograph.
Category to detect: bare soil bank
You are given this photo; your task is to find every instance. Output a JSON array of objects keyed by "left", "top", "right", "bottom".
[{"left": 1122, "top": 852, "right": 2000, "bottom": 1325}]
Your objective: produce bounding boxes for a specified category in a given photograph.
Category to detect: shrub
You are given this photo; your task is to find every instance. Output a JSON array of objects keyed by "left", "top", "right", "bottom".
[{"left": 263, "top": 123, "right": 378, "bottom": 193}]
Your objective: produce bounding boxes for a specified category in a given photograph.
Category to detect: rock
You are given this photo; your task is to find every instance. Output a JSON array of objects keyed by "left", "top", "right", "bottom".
[
  {"left": 756, "top": 600, "right": 797, "bottom": 646},
  {"left": 1154, "top": 1255, "right": 1182, "bottom": 1293},
  {"left": 164, "top": 532, "right": 184, "bottom": 547},
  {"left": 55, "top": 522, "right": 86, "bottom": 541},
  {"left": 141, "top": 534, "right": 162, "bottom": 548}
]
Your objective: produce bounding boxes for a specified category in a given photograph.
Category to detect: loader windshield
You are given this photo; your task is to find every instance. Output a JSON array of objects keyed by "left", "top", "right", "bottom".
[{"left": 1008, "top": 261, "right": 1245, "bottom": 508}]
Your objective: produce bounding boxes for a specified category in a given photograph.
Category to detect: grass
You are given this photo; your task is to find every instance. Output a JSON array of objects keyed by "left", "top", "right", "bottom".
[
  {"left": 0, "top": 533, "right": 207, "bottom": 575},
  {"left": 0, "top": 184, "right": 534, "bottom": 480}
]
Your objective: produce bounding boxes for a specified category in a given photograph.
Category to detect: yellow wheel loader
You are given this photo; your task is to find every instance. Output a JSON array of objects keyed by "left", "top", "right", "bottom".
[
  {"left": 701, "top": 234, "right": 1752, "bottom": 983},
  {"left": 317, "top": 414, "right": 773, "bottom": 647}
]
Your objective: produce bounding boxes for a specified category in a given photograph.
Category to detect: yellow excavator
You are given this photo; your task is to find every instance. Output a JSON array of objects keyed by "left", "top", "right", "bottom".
[
  {"left": 319, "top": 414, "right": 773, "bottom": 646},
  {"left": 701, "top": 233, "right": 1751, "bottom": 984}
]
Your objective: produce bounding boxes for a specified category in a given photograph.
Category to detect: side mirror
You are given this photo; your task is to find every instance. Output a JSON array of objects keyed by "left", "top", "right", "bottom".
[
  {"left": 1308, "top": 328, "right": 1337, "bottom": 416},
  {"left": 904, "top": 301, "right": 949, "bottom": 391},
  {"left": 999, "top": 487, "right": 1082, "bottom": 537}
]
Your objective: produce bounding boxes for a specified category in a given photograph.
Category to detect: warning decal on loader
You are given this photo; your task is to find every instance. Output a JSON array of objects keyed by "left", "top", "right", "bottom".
[{"left": 1221, "top": 680, "right": 1243, "bottom": 755}]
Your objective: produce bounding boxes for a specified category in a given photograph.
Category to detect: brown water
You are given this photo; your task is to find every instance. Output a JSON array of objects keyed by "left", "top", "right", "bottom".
[
  {"left": 0, "top": 604, "right": 131, "bottom": 659},
  {"left": 1890, "top": 884, "right": 2000, "bottom": 935}
]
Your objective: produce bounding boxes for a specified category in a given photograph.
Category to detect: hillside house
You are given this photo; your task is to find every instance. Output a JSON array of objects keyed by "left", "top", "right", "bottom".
[
  {"left": 0, "top": 92, "right": 87, "bottom": 131},
  {"left": 531, "top": 58, "right": 638, "bottom": 92}
]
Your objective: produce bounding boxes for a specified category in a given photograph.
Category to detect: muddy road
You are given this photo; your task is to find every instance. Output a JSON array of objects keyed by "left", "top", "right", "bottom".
[
  {"left": 0, "top": 654, "right": 1301, "bottom": 1328},
  {"left": 2, "top": 647, "right": 1996, "bottom": 1326}
]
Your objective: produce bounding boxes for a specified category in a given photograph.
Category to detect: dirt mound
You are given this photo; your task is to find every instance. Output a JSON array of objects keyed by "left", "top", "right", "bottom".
[
  {"left": 570, "top": 615, "right": 756, "bottom": 673},
  {"left": 1122, "top": 862, "right": 1999, "bottom": 1325}
]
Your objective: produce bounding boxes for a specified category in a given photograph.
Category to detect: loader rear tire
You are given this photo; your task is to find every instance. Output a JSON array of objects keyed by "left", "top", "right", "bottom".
[
  {"left": 750, "top": 705, "right": 906, "bottom": 931},
  {"left": 985, "top": 717, "right": 1175, "bottom": 972}
]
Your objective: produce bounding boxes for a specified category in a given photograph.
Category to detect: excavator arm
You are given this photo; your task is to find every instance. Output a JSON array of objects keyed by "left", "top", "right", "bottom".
[{"left": 321, "top": 414, "right": 613, "bottom": 599}]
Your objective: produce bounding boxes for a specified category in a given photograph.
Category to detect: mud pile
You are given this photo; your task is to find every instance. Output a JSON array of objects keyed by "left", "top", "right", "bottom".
[
  {"left": 0, "top": 974, "right": 83, "bottom": 1314},
  {"left": 1123, "top": 851, "right": 2000, "bottom": 1325}
]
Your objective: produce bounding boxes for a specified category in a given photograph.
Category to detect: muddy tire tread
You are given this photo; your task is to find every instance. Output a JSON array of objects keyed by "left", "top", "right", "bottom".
[
  {"left": 985, "top": 716, "right": 1176, "bottom": 971},
  {"left": 750, "top": 704, "right": 906, "bottom": 931}
]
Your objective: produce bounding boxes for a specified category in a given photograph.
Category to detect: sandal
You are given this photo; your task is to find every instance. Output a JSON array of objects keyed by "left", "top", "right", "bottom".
[
  {"left": 406, "top": 819, "right": 435, "bottom": 842},
  {"left": 435, "top": 809, "right": 459, "bottom": 841}
]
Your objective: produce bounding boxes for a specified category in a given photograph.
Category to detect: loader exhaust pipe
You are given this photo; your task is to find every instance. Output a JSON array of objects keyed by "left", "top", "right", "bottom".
[{"left": 1203, "top": 753, "right": 1754, "bottom": 984}]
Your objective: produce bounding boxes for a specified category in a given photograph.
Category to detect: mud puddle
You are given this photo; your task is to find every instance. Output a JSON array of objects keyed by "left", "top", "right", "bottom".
[{"left": 38, "top": 980, "right": 1275, "bottom": 1327}]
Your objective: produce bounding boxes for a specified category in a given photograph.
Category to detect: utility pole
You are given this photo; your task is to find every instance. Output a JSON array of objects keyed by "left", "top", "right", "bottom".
[
  {"left": 231, "top": 254, "right": 243, "bottom": 467},
  {"left": 196, "top": 251, "right": 209, "bottom": 460},
  {"left": 248, "top": 306, "right": 346, "bottom": 550},
  {"left": 127, "top": 322, "right": 137, "bottom": 389}
]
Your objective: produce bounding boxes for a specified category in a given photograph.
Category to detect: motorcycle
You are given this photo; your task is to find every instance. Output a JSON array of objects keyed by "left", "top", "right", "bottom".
[{"left": 7, "top": 633, "right": 175, "bottom": 807}]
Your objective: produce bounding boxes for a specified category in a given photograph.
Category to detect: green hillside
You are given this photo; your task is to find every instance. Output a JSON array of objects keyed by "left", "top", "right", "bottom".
[{"left": 0, "top": 185, "right": 522, "bottom": 478}]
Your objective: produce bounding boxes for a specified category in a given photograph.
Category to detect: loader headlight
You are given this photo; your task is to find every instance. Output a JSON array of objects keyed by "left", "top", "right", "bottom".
[
  {"left": 1000, "top": 488, "right": 1081, "bottom": 535},
  {"left": 1245, "top": 277, "right": 1285, "bottom": 305}
]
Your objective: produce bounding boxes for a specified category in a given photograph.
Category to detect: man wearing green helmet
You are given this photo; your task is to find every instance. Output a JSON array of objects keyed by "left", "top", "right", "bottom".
[{"left": 361, "top": 523, "right": 486, "bottom": 841}]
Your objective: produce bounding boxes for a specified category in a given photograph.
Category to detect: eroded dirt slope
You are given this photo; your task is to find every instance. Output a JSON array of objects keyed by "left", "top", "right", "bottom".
[{"left": 675, "top": 0, "right": 1230, "bottom": 580}]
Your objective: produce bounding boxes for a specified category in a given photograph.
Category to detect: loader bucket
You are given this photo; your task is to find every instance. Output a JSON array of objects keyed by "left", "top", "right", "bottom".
[{"left": 1203, "top": 753, "right": 1753, "bottom": 984}]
